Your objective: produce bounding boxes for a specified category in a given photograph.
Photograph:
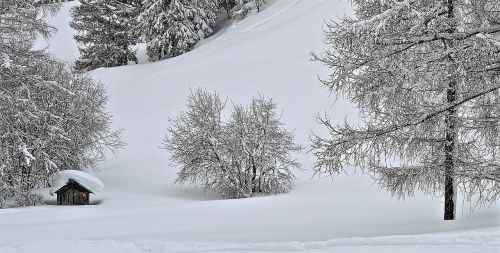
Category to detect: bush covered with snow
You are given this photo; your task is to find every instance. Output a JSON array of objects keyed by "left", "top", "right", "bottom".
[{"left": 163, "top": 89, "right": 302, "bottom": 198}]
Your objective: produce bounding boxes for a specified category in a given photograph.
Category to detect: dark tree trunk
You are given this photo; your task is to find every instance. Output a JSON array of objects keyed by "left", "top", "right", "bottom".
[
  {"left": 444, "top": 0, "right": 457, "bottom": 221},
  {"left": 251, "top": 157, "right": 257, "bottom": 193},
  {"left": 444, "top": 81, "right": 457, "bottom": 220}
]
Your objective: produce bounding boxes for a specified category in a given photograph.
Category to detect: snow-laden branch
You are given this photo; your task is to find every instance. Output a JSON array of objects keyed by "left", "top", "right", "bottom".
[{"left": 326, "top": 83, "right": 500, "bottom": 146}]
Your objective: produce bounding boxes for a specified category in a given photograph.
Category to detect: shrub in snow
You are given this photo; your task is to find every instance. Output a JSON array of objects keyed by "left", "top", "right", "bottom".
[
  {"left": 14, "top": 191, "right": 44, "bottom": 207},
  {"left": 71, "top": 0, "right": 141, "bottom": 72},
  {"left": 0, "top": 180, "right": 16, "bottom": 208},
  {"left": 312, "top": 0, "right": 500, "bottom": 220},
  {"left": 139, "top": 0, "right": 218, "bottom": 62},
  {"left": 163, "top": 89, "right": 302, "bottom": 199},
  {"left": 0, "top": 0, "right": 123, "bottom": 208},
  {"left": 0, "top": 180, "right": 43, "bottom": 209}
]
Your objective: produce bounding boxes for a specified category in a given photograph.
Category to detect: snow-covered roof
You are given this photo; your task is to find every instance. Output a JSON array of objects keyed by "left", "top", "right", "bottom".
[{"left": 49, "top": 170, "right": 104, "bottom": 195}]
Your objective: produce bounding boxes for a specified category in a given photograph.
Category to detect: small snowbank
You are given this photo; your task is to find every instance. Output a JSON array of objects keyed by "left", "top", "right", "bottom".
[
  {"left": 49, "top": 170, "right": 104, "bottom": 195},
  {"left": 1, "top": 229, "right": 498, "bottom": 253}
]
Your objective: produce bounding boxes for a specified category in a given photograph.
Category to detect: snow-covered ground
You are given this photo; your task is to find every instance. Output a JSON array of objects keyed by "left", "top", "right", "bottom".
[{"left": 2, "top": 0, "right": 499, "bottom": 252}]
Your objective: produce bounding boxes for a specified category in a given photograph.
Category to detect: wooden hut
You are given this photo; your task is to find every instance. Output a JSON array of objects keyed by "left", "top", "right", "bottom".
[
  {"left": 49, "top": 170, "right": 104, "bottom": 206},
  {"left": 54, "top": 179, "right": 92, "bottom": 205}
]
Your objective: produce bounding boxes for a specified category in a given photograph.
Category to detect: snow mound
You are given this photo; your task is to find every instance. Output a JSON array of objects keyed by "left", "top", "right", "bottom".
[{"left": 48, "top": 170, "right": 104, "bottom": 195}]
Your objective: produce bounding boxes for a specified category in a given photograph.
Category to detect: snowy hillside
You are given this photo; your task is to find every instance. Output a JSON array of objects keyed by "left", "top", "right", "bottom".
[{"left": 1, "top": 0, "right": 499, "bottom": 252}]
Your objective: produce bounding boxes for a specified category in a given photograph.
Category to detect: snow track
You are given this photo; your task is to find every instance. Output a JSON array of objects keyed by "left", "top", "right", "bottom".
[{"left": 241, "top": 0, "right": 302, "bottom": 32}]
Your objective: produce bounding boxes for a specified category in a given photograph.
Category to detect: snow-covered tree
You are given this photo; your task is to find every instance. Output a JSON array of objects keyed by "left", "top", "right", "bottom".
[
  {"left": 139, "top": 0, "right": 217, "bottom": 61},
  {"left": 71, "top": 0, "right": 140, "bottom": 72},
  {"left": 1, "top": 55, "right": 123, "bottom": 207},
  {"left": 0, "top": 0, "right": 123, "bottom": 208},
  {"left": 36, "top": 0, "right": 77, "bottom": 5},
  {"left": 162, "top": 89, "right": 232, "bottom": 194},
  {"left": 312, "top": 0, "right": 500, "bottom": 220},
  {"left": 218, "top": 0, "right": 236, "bottom": 19},
  {"left": 225, "top": 95, "right": 302, "bottom": 195},
  {"left": 231, "top": 0, "right": 266, "bottom": 20},
  {"left": 163, "top": 89, "right": 301, "bottom": 198}
]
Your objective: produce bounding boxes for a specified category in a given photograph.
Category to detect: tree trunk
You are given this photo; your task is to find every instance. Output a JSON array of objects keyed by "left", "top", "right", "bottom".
[
  {"left": 225, "top": 0, "right": 231, "bottom": 19},
  {"left": 444, "top": 0, "right": 457, "bottom": 221},
  {"left": 251, "top": 157, "right": 257, "bottom": 193},
  {"left": 444, "top": 80, "right": 457, "bottom": 220}
]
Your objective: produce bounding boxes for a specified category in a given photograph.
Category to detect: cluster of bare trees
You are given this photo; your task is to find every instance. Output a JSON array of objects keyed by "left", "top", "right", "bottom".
[
  {"left": 163, "top": 89, "right": 301, "bottom": 198},
  {"left": 0, "top": 0, "right": 122, "bottom": 208}
]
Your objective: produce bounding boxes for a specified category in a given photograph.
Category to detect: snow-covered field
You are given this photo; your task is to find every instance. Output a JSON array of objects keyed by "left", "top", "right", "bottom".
[{"left": 1, "top": 0, "right": 499, "bottom": 252}]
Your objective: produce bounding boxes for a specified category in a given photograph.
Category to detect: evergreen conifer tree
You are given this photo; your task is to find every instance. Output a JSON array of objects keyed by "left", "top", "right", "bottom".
[
  {"left": 139, "top": 0, "right": 217, "bottom": 61},
  {"left": 71, "top": 0, "right": 140, "bottom": 72}
]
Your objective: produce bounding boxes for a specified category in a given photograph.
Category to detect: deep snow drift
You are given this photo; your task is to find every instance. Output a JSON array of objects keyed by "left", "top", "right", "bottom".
[{"left": 1, "top": 0, "right": 499, "bottom": 252}]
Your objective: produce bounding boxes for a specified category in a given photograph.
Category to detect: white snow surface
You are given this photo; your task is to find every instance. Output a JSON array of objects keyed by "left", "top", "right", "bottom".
[
  {"left": 48, "top": 170, "right": 104, "bottom": 195},
  {"left": 1, "top": 1, "right": 499, "bottom": 252}
]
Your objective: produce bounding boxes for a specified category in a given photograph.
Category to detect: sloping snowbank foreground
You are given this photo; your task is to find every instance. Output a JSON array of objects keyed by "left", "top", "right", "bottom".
[
  {"left": 48, "top": 170, "right": 104, "bottom": 195},
  {"left": 1, "top": 229, "right": 499, "bottom": 253}
]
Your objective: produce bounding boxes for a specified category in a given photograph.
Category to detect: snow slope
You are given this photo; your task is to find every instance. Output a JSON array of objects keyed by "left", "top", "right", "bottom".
[{"left": 1, "top": 1, "right": 499, "bottom": 252}]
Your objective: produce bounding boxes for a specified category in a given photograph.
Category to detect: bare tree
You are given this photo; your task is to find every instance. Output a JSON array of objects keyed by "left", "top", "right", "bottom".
[
  {"left": 225, "top": 95, "right": 302, "bottom": 195},
  {"left": 163, "top": 89, "right": 301, "bottom": 198},
  {"left": 312, "top": 0, "right": 500, "bottom": 220}
]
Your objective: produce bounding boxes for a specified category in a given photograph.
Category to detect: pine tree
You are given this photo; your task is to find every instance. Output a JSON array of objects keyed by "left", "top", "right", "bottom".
[
  {"left": 218, "top": 0, "right": 236, "bottom": 19},
  {"left": 71, "top": 0, "right": 140, "bottom": 72},
  {"left": 312, "top": 0, "right": 500, "bottom": 220},
  {"left": 139, "top": 0, "right": 217, "bottom": 62}
]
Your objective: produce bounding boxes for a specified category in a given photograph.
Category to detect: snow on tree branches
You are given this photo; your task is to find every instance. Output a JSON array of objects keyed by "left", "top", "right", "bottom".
[
  {"left": 231, "top": 0, "right": 266, "bottom": 20},
  {"left": 139, "top": 0, "right": 218, "bottom": 62},
  {"left": 71, "top": 0, "right": 140, "bottom": 72},
  {"left": 162, "top": 89, "right": 302, "bottom": 199},
  {"left": 312, "top": 0, "right": 500, "bottom": 220}
]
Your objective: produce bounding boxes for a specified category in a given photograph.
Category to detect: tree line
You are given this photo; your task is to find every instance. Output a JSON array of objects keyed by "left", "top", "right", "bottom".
[{"left": 70, "top": 0, "right": 268, "bottom": 72}]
